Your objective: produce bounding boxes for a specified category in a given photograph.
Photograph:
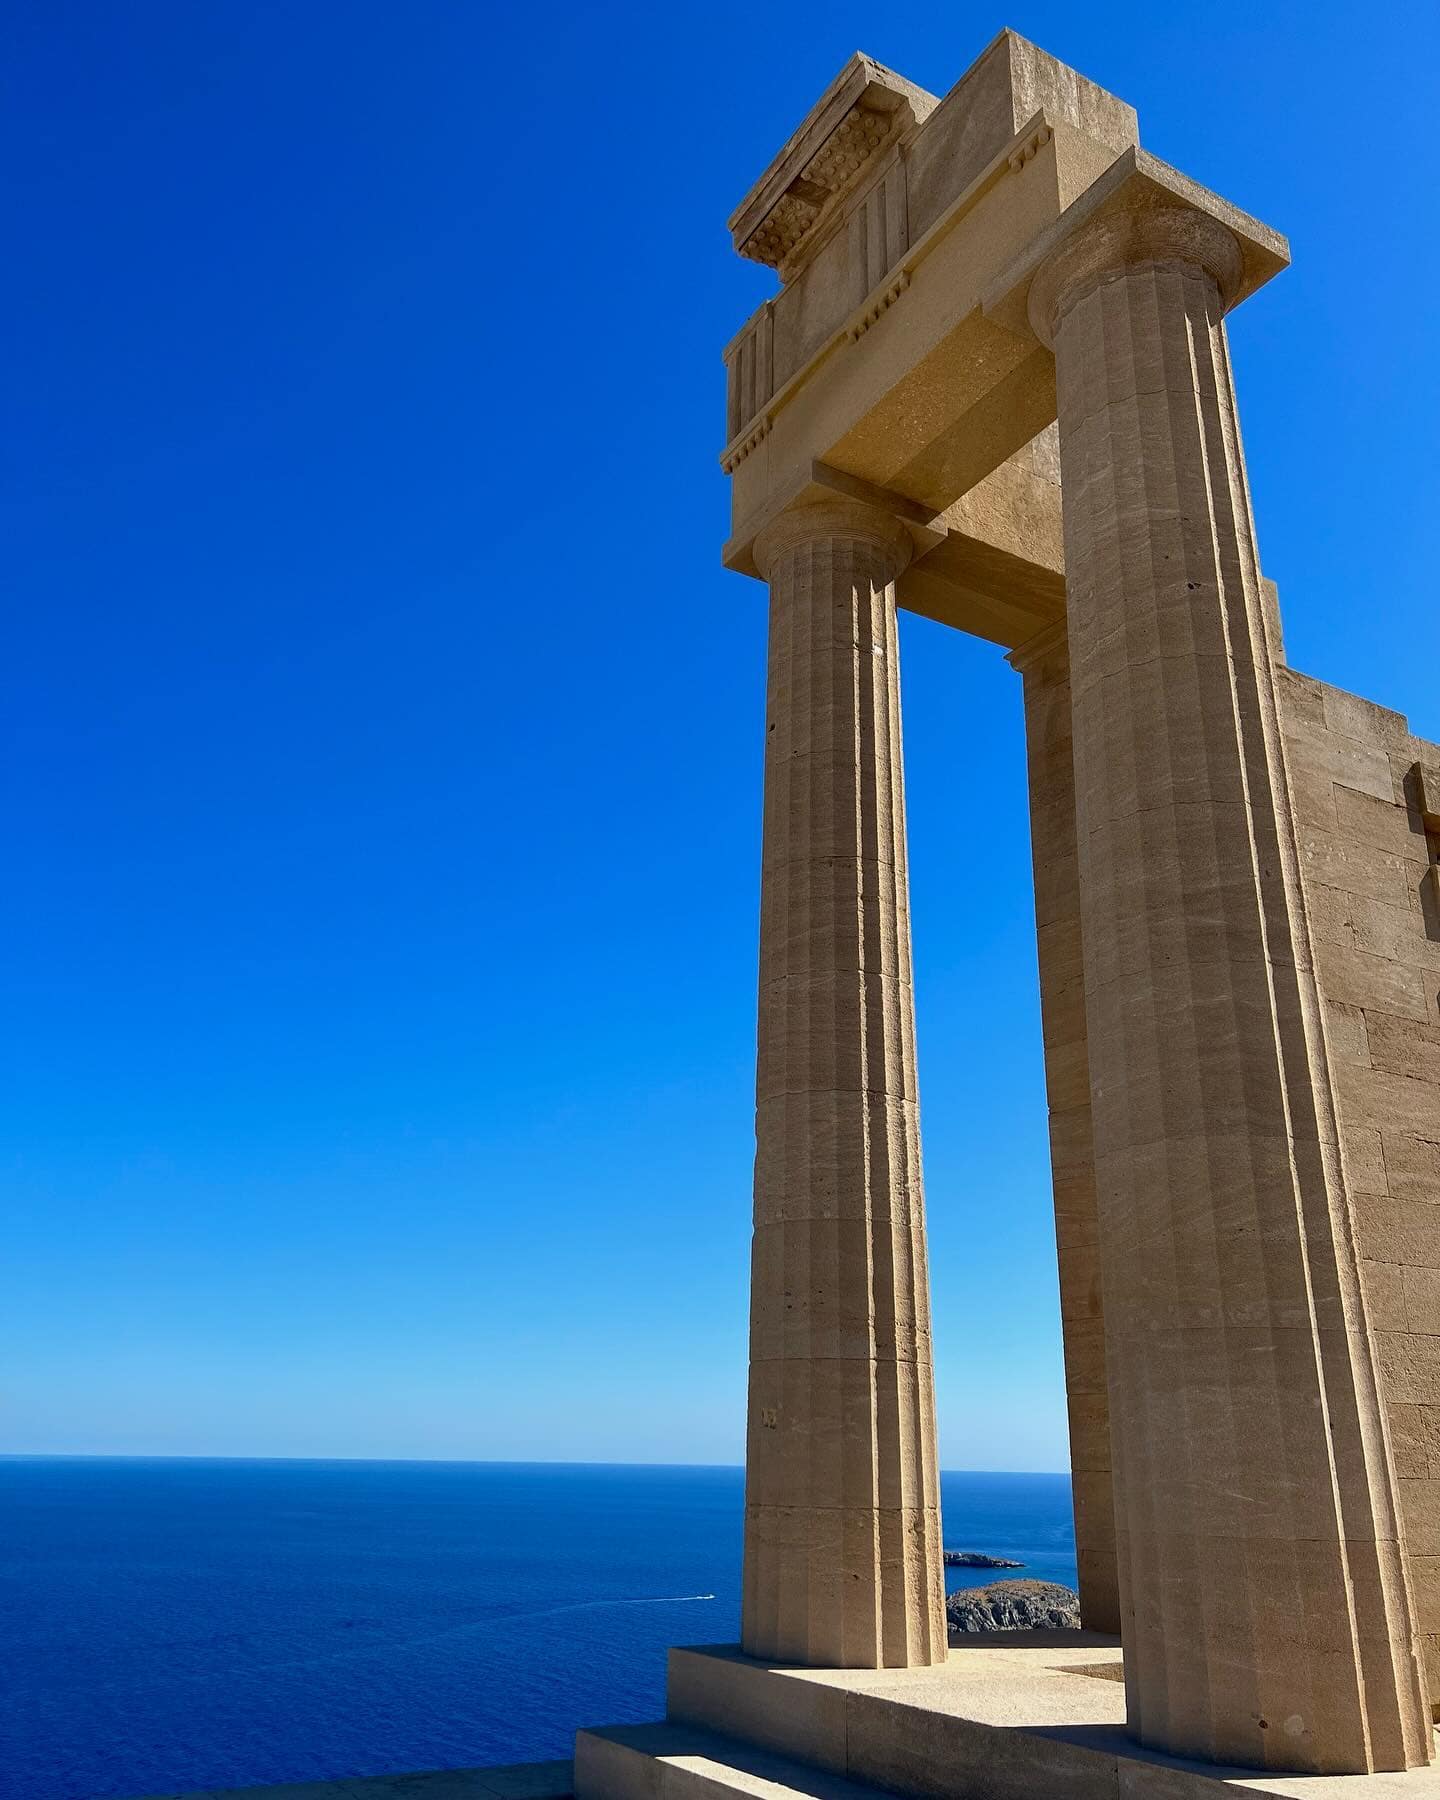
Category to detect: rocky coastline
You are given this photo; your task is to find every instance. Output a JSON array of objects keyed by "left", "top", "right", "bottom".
[{"left": 946, "top": 1578, "right": 1080, "bottom": 1636}]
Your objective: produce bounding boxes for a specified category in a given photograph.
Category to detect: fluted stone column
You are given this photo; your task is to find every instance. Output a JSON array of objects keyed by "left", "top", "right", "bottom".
[
  {"left": 1029, "top": 205, "right": 1433, "bottom": 1771},
  {"left": 1010, "top": 623, "right": 1120, "bottom": 1636},
  {"left": 740, "top": 499, "right": 946, "bottom": 1670}
]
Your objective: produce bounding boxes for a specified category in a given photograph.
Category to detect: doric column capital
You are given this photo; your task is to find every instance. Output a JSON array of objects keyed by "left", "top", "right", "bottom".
[
  {"left": 980, "top": 149, "right": 1289, "bottom": 354},
  {"left": 1027, "top": 201, "right": 1243, "bottom": 348},
  {"left": 752, "top": 499, "right": 913, "bottom": 584}
]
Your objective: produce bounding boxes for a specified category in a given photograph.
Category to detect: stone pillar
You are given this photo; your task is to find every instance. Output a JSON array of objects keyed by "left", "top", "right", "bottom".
[
  {"left": 1028, "top": 206, "right": 1433, "bottom": 1771},
  {"left": 1010, "top": 623, "right": 1120, "bottom": 1635},
  {"left": 741, "top": 499, "right": 946, "bottom": 1670}
]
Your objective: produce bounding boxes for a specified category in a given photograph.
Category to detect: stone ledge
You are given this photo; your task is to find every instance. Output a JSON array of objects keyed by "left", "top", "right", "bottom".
[{"left": 574, "top": 1722, "right": 891, "bottom": 1800}]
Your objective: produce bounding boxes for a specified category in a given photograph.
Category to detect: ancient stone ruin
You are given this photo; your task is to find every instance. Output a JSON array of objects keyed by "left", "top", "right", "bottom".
[{"left": 574, "top": 27, "right": 1440, "bottom": 1800}]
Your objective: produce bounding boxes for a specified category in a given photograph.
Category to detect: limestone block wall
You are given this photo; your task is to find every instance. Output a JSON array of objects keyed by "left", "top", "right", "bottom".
[{"left": 1277, "top": 663, "right": 1440, "bottom": 1710}]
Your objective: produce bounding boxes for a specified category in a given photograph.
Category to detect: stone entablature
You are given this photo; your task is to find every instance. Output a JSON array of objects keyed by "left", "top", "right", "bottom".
[{"left": 719, "top": 28, "right": 1137, "bottom": 590}]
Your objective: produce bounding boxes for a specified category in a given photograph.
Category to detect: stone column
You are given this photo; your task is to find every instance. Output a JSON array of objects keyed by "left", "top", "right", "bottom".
[
  {"left": 1010, "top": 623, "right": 1119, "bottom": 1635},
  {"left": 1028, "top": 205, "right": 1433, "bottom": 1771},
  {"left": 741, "top": 499, "right": 946, "bottom": 1670}
]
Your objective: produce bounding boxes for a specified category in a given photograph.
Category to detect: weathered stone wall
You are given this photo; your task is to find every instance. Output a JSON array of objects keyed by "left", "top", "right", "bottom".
[{"left": 1278, "top": 663, "right": 1440, "bottom": 1711}]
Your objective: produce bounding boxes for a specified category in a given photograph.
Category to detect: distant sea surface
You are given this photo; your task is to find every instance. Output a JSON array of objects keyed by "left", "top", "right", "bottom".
[{"left": 0, "top": 1458, "right": 1077, "bottom": 1800}]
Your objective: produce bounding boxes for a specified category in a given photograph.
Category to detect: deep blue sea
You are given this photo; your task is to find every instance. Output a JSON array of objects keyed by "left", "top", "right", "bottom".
[{"left": 0, "top": 1459, "right": 1076, "bottom": 1800}]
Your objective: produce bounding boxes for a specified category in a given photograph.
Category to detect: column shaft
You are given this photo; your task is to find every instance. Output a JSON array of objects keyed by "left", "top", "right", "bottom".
[
  {"left": 741, "top": 502, "right": 946, "bottom": 1670},
  {"left": 1050, "top": 245, "right": 1431, "bottom": 1770},
  {"left": 1012, "top": 626, "right": 1120, "bottom": 1634}
]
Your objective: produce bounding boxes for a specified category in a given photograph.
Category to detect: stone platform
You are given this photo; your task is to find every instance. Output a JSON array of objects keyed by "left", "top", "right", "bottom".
[
  {"left": 575, "top": 1642, "right": 1440, "bottom": 1800},
  {"left": 134, "top": 1639, "right": 1440, "bottom": 1800}
]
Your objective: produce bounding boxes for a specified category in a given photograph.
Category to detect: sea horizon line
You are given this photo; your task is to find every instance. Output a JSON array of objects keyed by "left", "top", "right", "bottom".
[{"left": 0, "top": 1450, "right": 1073, "bottom": 1475}]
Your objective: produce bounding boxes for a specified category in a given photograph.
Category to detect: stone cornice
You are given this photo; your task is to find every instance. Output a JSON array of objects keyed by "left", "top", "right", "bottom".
[{"left": 728, "top": 53, "right": 936, "bottom": 280}]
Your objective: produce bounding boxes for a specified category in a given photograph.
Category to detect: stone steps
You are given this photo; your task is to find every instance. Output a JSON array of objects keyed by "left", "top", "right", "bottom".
[{"left": 573, "top": 1722, "right": 892, "bottom": 1800}]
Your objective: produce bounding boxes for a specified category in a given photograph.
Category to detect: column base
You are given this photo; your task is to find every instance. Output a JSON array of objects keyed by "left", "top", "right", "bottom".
[{"left": 574, "top": 1643, "right": 1440, "bottom": 1800}]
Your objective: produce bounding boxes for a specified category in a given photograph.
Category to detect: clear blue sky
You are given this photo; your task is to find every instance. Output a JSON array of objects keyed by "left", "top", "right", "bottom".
[{"left": 4, "top": 2, "right": 1437, "bottom": 1470}]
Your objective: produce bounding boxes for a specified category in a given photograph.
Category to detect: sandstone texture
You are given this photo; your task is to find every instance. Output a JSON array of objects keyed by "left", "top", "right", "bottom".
[
  {"left": 742, "top": 500, "right": 945, "bottom": 1671},
  {"left": 1277, "top": 666, "right": 1440, "bottom": 1707},
  {"left": 1035, "top": 204, "right": 1429, "bottom": 1771}
]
